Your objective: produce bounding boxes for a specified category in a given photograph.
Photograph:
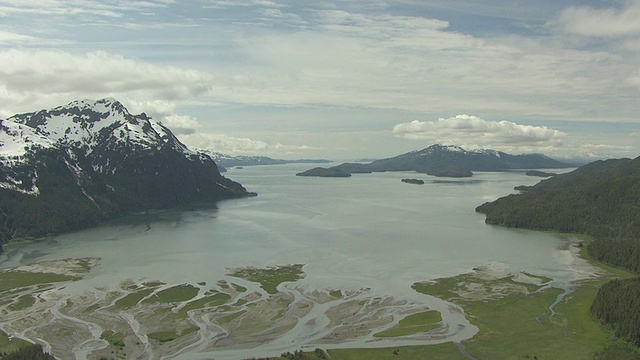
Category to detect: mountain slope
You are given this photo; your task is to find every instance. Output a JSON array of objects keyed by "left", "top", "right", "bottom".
[
  {"left": 300, "top": 144, "right": 570, "bottom": 177},
  {"left": 476, "top": 156, "right": 640, "bottom": 349},
  {"left": 0, "top": 98, "right": 253, "bottom": 246},
  {"left": 207, "top": 152, "right": 331, "bottom": 171},
  {"left": 476, "top": 156, "right": 640, "bottom": 272}
]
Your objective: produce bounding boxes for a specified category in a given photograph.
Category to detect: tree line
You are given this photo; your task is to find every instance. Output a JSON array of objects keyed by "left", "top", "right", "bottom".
[{"left": 476, "top": 156, "right": 640, "bottom": 354}]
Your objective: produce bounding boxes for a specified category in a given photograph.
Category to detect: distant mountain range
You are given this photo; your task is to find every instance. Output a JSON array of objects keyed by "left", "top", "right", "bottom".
[
  {"left": 205, "top": 152, "right": 331, "bottom": 172},
  {"left": 0, "top": 98, "right": 254, "bottom": 247},
  {"left": 297, "top": 144, "right": 570, "bottom": 178}
]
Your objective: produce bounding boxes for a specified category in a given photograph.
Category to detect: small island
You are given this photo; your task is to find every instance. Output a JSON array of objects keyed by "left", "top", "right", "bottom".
[
  {"left": 401, "top": 178, "right": 425, "bottom": 185},
  {"left": 426, "top": 166, "right": 473, "bottom": 178},
  {"left": 296, "top": 167, "right": 351, "bottom": 178}
]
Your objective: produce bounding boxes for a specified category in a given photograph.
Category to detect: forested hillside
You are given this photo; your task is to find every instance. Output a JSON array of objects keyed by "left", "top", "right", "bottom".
[
  {"left": 591, "top": 278, "right": 640, "bottom": 347},
  {"left": 475, "top": 156, "right": 640, "bottom": 352},
  {"left": 0, "top": 98, "right": 253, "bottom": 247},
  {"left": 476, "top": 157, "right": 640, "bottom": 272}
]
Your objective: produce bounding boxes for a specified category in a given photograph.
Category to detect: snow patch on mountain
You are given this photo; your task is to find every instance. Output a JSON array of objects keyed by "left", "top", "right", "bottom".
[{"left": 0, "top": 98, "right": 201, "bottom": 194}]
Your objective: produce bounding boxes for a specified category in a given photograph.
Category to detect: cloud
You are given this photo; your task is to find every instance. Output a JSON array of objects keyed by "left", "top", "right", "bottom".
[
  {"left": 392, "top": 115, "right": 567, "bottom": 149},
  {"left": 0, "top": 49, "right": 212, "bottom": 116},
  {"left": 203, "top": 0, "right": 284, "bottom": 8},
  {"left": 176, "top": 131, "right": 315, "bottom": 156},
  {"left": 161, "top": 114, "right": 202, "bottom": 135},
  {"left": 0, "top": 29, "right": 38, "bottom": 44},
  {"left": 179, "top": 132, "right": 269, "bottom": 153},
  {"left": 0, "top": 0, "right": 172, "bottom": 18},
  {"left": 196, "top": 6, "right": 639, "bottom": 121},
  {"left": 552, "top": 0, "right": 640, "bottom": 38}
]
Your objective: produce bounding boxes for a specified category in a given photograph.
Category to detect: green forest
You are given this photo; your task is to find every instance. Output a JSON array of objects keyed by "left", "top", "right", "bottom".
[
  {"left": 476, "top": 156, "right": 640, "bottom": 353},
  {"left": 0, "top": 344, "right": 55, "bottom": 360},
  {"left": 0, "top": 145, "right": 250, "bottom": 249},
  {"left": 591, "top": 278, "right": 640, "bottom": 346}
]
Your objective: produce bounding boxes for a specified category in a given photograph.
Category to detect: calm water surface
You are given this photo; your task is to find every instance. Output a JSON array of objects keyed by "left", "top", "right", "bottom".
[{"left": 1, "top": 164, "right": 577, "bottom": 294}]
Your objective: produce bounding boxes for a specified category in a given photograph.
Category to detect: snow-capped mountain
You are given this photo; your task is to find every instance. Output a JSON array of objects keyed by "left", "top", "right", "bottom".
[
  {"left": 303, "top": 144, "right": 571, "bottom": 178},
  {"left": 203, "top": 150, "right": 331, "bottom": 171},
  {"left": 0, "top": 98, "right": 254, "bottom": 246}
]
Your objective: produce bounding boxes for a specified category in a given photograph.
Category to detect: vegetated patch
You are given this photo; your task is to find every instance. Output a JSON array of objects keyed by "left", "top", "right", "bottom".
[
  {"left": 82, "top": 303, "right": 101, "bottom": 314},
  {"left": 7, "top": 294, "right": 36, "bottom": 311},
  {"left": 114, "top": 288, "right": 156, "bottom": 310},
  {"left": 411, "top": 269, "right": 617, "bottom": 360},
  {"left": 374, "top": 310, "right": 442, "bottom": 338},
  {"left": 328, "top": 342, "right": 467, "bottom": 360},
  {"left": 100, "top": 330, "right": 125, "bottom": 347},
  {"left": 329, "top": 290, "right": 342, "bottom": 298},
  {"left": 590, "top": 277, "right": 640, "bottom": 347},
  {"left": 178, "top": 292, "right": 231, "bottom": 317},
  {"left": 0, "top": 271, "right": 75, "bottom": 293},
  {"left": 0, "top": 342, "right": 56, "bottom": 360},
  {"left": 217, "top": 280, "right": 230, "bottom": 290},
  {"left": 251, "top": 349, "right": 330, "bottom": 360},
  {"left": 0, "top": 329, "right": 32, "bottom": 355},
  {"left": 218, "top": 310, "right": 247, "bottom": 324},
  {"left": 74, "top": 258, "right": 94, "bottom": 273},
  {"left": 231, "top": 283, "right": 247, "bottom": 292},
  {"left": 593, "top": 342, "right": 640, "bottom": 360},
  {"left": 227, "top": 264, "right": 305, "bottom": 294},
  {"left": 146, "top": 284, "right": 199, "bottom": 304},
  {"left": 147, "top": 326, "right": 198, "bottom": 343},
  {"left": 233, "top": 298, "right": 248, "bottom": 306}
]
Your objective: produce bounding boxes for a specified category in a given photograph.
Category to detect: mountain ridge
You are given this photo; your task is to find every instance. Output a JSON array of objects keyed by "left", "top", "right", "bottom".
[
  {"left": 298, "top": 144, "right": 570, "bottom": 177},
  {"left": 204, "top": 151, "right": 331, "bottom": 172},
  {"left": 475, "top": 156, "right": 640, "bottom": 275},
  {"left": 0, "top": 98, "right": 254, "bottom": 247}
]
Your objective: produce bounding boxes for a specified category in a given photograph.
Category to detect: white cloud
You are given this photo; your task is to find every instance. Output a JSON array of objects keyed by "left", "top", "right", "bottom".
[
  {"left": 161, "top": 114, "right": 202, "bottom": 135},
  {"left": 552, "top": 0, "right": 640, "bottom": 38},
  {"left": 202, "top": 0, "right": 284, "bottom": 9},
  {"left": 393, "top": 115, "right": 567, "bottom": 148},
  {"left": 0, "top": 0, "right": 172, "bottom": 18},
  {"left": 0, "top": 29, "right": 37, "bottom": 44},
  {"left": 198, "top": 7, "right": 639, "bottom": 121},
  {"left": 179, "top": 132, "right": 269, "bottom": 154},
  {"left": 176, "top": 131, "right": 315, "bottom": 156},
  {"left": 0, "top": 49, "right": 212, "bottom": 115}
]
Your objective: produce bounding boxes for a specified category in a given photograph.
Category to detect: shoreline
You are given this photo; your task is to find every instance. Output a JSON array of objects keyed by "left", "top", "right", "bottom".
[{"left": 0, "top": 233, "right": 627, "bottom": 360}]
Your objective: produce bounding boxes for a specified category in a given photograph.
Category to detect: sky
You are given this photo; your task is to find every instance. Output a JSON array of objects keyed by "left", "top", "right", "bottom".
[{"left": 0, "top": 0, "right": 639, "bottom": 161}]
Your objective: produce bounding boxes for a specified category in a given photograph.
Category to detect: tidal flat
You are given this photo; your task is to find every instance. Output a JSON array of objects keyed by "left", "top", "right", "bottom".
[
  {"left": 0, "top": 239, "right": 627, "bottom": 360},
  {"left": 1, "top": 262, "right": 461, "bottom": 359}
]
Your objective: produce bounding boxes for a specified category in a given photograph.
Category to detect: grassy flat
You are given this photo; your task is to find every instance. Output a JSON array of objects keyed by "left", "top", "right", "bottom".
[
  {"left": 412, "top": 269, "right": 618, "bottom": 360},
  {"left": 100, "top": 330, "right": 125, "bottom": 347},
  {"left": 114, "top": 288, "right": 156, "bottom": 310},
  {"left": 0, "top": 330, "right": 31, "bottom": 355},
  {"left": 147, "top": 326, "right": 198, "bottom": 343},
  {"left": 152, "top": 284, "right": 199, "bottom": 303},
  {"left": 0, "top": 271, "right": 74, "bottom": 293},
  {"left": 328, "top": 342, "right": 467, "bottom": 359},
  {"left": 374, "top": 310, "right": 442, "bottom": 338},
  {"left": 178, "top": 292, "right": 231, "bottom": 316},
  {"left": 228, "top": 264, "right": 305, "bottom": 294},
  {"left": 7, "top": 294, "right": 36, "bottom": 311}
]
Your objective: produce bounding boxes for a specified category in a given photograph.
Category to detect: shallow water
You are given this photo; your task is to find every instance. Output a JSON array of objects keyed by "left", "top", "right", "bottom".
[{"left": 0, "top": 164, "right": 582, "bottom": 358}]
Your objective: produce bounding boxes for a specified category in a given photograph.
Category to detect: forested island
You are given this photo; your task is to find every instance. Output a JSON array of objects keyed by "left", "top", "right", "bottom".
[
  {"left": 476, "top": 156, "right": 640, "bottom": 354},
  {"left": 298, "top": 144, "right": 569, "bottom": 178}
]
